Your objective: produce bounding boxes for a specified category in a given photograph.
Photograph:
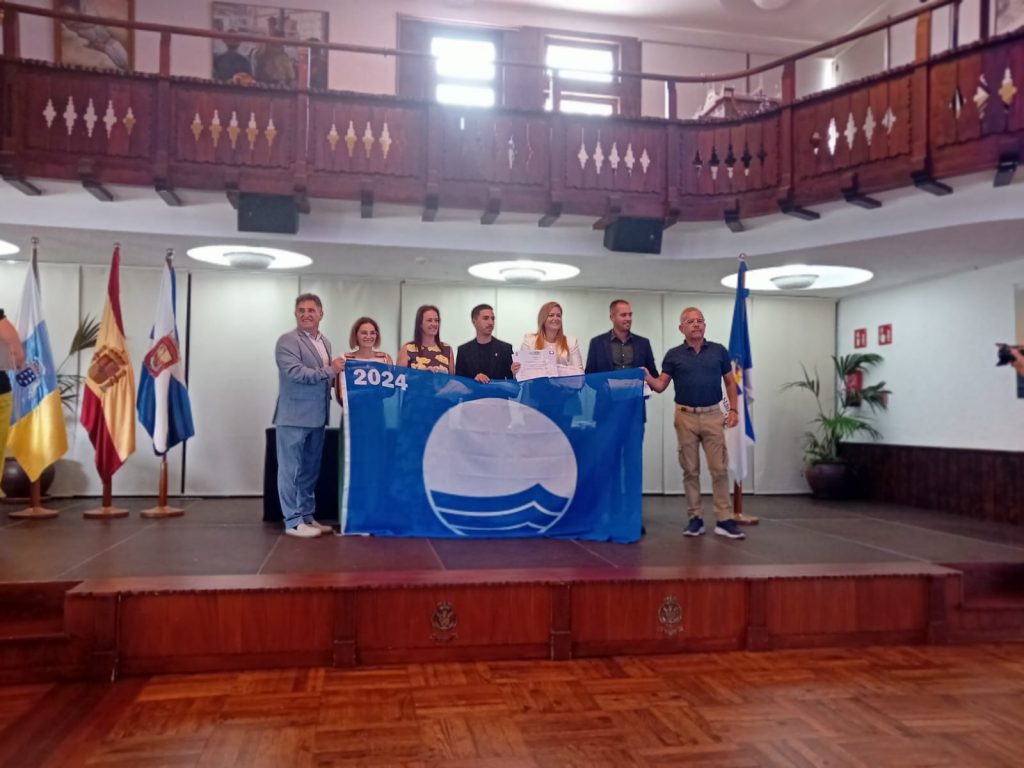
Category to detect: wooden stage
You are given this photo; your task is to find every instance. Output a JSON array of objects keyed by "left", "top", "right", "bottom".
[{"left": 1, "top": 496, "right": 1023, "bottom": 683}]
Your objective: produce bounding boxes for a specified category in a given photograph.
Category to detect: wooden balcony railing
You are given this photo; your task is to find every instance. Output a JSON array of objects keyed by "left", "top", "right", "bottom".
[{"left": 1, "top": 0, "right": 1021, "bottom": 228}]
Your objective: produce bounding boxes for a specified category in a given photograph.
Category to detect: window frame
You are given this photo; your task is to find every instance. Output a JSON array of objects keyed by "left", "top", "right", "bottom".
[
  {"left": 429, "top": 29, "right": 503, "bottom": 109},
  {"left": 544, "top": 34, "right": 633, "bottom": 117}
]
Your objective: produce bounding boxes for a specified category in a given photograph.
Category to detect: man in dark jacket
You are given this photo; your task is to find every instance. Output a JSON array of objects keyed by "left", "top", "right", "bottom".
[
  {"left": 455, "top": 304, "right": 514, "bottom": 383},
  {"left": 585, "top": 299, "right": 657, "bottom": 533}
]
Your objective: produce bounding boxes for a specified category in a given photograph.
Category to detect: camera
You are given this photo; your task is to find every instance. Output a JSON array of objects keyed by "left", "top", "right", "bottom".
[{"left": 996, "top": 343, "right": 1023, "bottom": 366}]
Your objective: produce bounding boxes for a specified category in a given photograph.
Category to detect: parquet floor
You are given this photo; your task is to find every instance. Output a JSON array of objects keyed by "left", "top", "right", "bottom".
[{"left": 1, "top": 644, "right": 1023, "bottom": 767}]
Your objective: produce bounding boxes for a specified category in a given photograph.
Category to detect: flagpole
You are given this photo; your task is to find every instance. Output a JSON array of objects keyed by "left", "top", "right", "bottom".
[
  {"left": 82, "top": 478, "right": 129, "bottom": 518},
  {"left": 8, "top": 479, "right": 59, "bottom": 519},
  {"left": 140, "top": 454, "right": 184, "bottom": 518},
  {"left": 8, "top": 238, "right": 63, "bottom": 520},
  {"left": 140, "top": 248, "right": 185, "bottom": 519},
  {"left": 729, "top": 253, "right": 758, "bottom": 526},
  {"left": 82, "top": 242, "right": 131, "bottom": 519}
]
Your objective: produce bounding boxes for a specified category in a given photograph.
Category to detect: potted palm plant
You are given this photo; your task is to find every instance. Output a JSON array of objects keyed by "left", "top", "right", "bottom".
[
  {"left": 783, "top": 352, "right": 890, "bottom": 499},
  {"left": 1, "top": 315, "right": 98, "bottom": 499}
]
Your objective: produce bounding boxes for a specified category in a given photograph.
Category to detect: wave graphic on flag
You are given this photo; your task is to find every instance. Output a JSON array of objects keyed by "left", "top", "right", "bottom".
[
  {"left": 726, "top": 257, "right": 755, "bottom": 485},
  {"left": 422, "top": 398, "right": 577, "bottom": 536},
  {"left": 7, "top": 246, "right": 67, "bottom": 482},
  {"left": 137, "top": 253, "right": 194, "bottom": 455},
  {"left": 429, "top": 484, "right": 571, "bottom": 532}
]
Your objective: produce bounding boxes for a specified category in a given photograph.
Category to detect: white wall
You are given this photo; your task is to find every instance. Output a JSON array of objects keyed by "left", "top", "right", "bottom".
[
  {"left": 837, "top": 256, "right": 1024, "bottom": 452},
  {"left": 835, "top": 0, "right": 983, "bottom": 86},
  {"left": 3, "top": 263, "right": 837, "bottom": 497}
]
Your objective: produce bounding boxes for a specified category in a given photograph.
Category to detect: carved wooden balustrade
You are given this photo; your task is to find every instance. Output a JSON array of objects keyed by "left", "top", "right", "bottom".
[{"left": 0, "top": 1, "right": 1022, "bottom": 226}]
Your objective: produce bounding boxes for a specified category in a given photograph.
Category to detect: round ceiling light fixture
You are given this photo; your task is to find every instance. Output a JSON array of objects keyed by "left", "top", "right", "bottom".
[
  {"left": 751, "top": 0, "right": 793, "bottom": 9},
  {"left": 721, "top": 264, "right": 873, "bottom": 291},
  {"left": 186, "top": 245, "right": 312, "bottom": 270},
  {"left": 0, "top": 239, "right": 20, "bottom": 257},
  {"left": 469, "top": 260, "right": 580, "bottom": 283},
  {"left": 770, "top": 273, "right": 818, "bottom": 290}
]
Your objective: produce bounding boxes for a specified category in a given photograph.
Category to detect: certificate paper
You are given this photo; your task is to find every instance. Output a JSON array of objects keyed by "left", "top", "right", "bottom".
[{"left": 513, "top": 349, "right": 557, "bottom": 381}]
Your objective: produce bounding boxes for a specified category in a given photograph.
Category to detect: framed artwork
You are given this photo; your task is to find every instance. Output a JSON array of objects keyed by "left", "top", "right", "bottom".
[
  {"left": 211, "top": 2, "right": 329, "bottom": 89},
  {"left": 54, "top": 0, "right": 135, "bottom": 72},
  {"left": 996, "top": 0, "right": 1024, "bottom": 34}
]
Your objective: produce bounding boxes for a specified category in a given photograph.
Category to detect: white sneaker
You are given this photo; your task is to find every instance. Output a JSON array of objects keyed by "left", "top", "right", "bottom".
[
  {"left": 306, "top": 520, "right": 334, "bottom": 534},
  {"left": 285, "top": 523, "right": 321, "bottom": 538}
]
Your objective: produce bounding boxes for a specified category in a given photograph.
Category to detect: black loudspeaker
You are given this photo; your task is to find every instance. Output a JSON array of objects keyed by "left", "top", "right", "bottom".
[
  {"left": 603, "top": 216, "right": 663, "bottom": 254},
  {"left": 237, "top": 193, "right": 299, "bottom": 234}
]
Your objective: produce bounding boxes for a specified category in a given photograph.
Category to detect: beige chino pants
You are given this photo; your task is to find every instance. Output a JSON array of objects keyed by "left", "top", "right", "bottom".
[{"left": 673, "top": 405, "right": 731, "bottom": 522}]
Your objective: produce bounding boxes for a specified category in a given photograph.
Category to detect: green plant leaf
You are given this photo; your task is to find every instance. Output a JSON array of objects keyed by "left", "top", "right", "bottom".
[{"left": 784, "top": 353, "right": 890, "bottom": 465}]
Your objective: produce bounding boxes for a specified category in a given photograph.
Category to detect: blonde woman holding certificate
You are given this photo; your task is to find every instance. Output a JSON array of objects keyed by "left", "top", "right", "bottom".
[{"left": 516, "top": 301, "right": 584, "bottom": 380}]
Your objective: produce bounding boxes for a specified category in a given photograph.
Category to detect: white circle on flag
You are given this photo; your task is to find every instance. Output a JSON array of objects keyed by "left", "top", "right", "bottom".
[{"left": 422, "top": 398, "right": 577, "bottom": 536}]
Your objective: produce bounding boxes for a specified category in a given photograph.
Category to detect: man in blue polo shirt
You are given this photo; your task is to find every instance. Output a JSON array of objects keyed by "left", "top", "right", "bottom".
[{"left": 647, "top": 306, "right": 744, "bottom": 539}]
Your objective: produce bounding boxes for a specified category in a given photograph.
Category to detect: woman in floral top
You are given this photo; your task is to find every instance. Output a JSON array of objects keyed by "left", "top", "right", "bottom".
[{"left": 396, "top": 305, "right": 453, "bottom": 374}]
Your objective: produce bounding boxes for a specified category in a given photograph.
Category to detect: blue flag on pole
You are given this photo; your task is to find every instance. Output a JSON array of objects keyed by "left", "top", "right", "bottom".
[
  {"left": 726, "top": 258, "right": 755, "bottom": 484},
  {"left": 137, "top": 254, "right": 194, "bottom": 454},
  {"left": 341, "top": 364, "right": 645, "bottom": 542}
]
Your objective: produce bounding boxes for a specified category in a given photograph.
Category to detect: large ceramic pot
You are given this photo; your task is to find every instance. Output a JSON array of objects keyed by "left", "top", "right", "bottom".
[
  {"left": 804, "top": 461, "right": 850, "bottom": 500},
  {"left": 1, "top": 457, "right": 56, "bottom": 500}
]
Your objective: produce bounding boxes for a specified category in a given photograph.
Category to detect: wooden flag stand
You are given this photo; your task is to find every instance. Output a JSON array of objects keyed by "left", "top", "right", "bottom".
[
  {"left": 8, "top": 480, "right": 59, "bottom": 519},
  {"left": 83, "top": 478, "right": 129, "bottom": 518},
  {"left": 140, "top": 456, "right": 183, "bottom": 518},
  {"left": 733, "top": 482, "right": 759, "bottom": 525}
]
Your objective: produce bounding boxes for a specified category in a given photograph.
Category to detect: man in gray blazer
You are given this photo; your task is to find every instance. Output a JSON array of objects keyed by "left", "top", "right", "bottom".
[{"left": 274, "top": 293, "right": 344, "bottom": 538}]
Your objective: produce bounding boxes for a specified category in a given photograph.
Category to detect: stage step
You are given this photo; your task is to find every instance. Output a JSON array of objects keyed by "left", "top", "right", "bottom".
[
  {"left": 0, "top": 582, "right": 84, "bottom": 683},
  {"left": 0, "top": 581, "right": 79, "bottom": 634},
  {"left": 945, "top": 563, "right": 1024, "bottom": 643}
]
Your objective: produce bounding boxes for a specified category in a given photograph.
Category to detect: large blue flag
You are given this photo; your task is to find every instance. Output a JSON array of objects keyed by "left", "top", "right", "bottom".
[
  {"left": 341, "top": 364, "right": 644, "bottom": 542},
  {"left": 726, "top": 258, "right": 755, "bottom": 484},
  {"left": 137, "top": 254, "right": 194, "bottom": 454}
]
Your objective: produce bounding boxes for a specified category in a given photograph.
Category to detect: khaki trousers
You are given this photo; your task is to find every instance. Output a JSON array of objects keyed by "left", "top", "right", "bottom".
[{"left": 673, "top": 405, "right": 731, "bottom": 522}]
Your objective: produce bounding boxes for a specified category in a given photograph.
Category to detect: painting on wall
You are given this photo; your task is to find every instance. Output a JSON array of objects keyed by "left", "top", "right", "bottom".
[
  {"left": 54, "top": 0, "right": 134, "bottom": 72},
  {"left": 996, "top": 0, "right": 1024, "bottom": 33},
  {"left": 211, "top": 2, "right": 329, "bottom": 88}
]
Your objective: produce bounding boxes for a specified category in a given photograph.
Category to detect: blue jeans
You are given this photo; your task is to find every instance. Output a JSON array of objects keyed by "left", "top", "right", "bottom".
[{"left": 276, "top": 425, "right": 325, "bottom": 530}]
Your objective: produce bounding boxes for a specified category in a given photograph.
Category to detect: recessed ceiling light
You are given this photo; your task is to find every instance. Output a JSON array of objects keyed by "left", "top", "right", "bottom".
[
  {"left": 721, "top": 264, "right": 873, "bottom": 291},
  {"left": 186, "top": 245, "right": 312, "bottom": 270},
  {"left": 469, "top": 260, "right": 580, "bottom": 283},
  {"left": 0, "top": 240, "right": 20, "bottom": 257}
]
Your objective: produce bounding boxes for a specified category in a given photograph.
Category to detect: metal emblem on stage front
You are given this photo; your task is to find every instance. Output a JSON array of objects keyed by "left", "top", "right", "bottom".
[
  {"left": 658, "top": 595, "right": 683, "bottom": 636},
  {"left": 431, "top": 600, "right": 458, "bottom": 643}
]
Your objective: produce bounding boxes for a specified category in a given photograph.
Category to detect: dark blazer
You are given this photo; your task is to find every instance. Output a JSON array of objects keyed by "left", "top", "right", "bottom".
[
  {"left": 455, "top": 337, "right": 514, "bottom": 380},
  {"left": 585, "top": 331, "right": 658, "bottom": 377}
]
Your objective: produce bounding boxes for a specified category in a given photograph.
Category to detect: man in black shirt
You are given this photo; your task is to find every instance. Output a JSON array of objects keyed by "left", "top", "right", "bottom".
[
  {"left": 455, "top": 304, "right": 514, "bottom": 383},
  {"left": 0, "top": 308, "right": 26, "bottom": 499}
]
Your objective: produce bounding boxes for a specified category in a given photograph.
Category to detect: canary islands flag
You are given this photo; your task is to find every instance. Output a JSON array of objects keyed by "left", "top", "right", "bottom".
[
  {"left": 137, "top": 253, "right": 194, "bottom": 454},
  {"left": 81, "top": 246, "right": 136, "bottom": 481},
  {"left": 7, "top": 246, "right": 68, "bottom": 481},
  {"left": 726, "top": 258, "right": 755, "bottom": 484}
]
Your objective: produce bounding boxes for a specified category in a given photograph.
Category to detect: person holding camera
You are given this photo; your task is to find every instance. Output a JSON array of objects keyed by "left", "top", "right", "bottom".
[{"left": 1009, "top": 346, "right": 1024, "bottom": 376}]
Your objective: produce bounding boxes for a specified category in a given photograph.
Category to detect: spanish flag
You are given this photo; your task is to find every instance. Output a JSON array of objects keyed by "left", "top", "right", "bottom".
[
  {"left": 81, "top": 246, "right": 136, "bottom": 481},
  {"left": 7, "top": 244, "right": 68, "bottom": 481}
]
